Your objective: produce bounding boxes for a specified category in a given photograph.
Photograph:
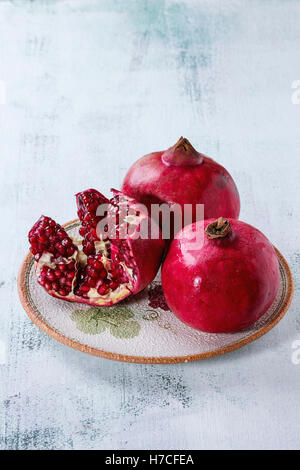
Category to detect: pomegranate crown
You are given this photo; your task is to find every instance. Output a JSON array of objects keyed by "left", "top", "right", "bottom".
[
  {"left": 161, "top": 137, "right": 204, "bottom": 167},
  {"left": 205, "top": 217, "right": 231, "bottom": 239}
]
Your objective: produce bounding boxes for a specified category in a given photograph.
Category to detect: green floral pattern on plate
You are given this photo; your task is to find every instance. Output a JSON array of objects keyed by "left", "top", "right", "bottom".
[{"left": 71, "top": 305, "right": 141, "bottom": 338}]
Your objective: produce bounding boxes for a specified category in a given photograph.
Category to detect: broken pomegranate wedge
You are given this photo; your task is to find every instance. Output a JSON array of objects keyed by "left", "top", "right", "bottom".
[{"left": 28, "top": 189, "right": 165, "bottom": 306}]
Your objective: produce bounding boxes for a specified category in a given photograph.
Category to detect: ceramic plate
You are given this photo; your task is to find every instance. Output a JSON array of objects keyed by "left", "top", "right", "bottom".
[{"left": 18, "top": 220, "right": 294, "bottom": 364}]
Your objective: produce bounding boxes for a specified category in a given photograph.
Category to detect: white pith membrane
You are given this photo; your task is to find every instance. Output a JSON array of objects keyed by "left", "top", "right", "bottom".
[{"left": 33, "top": 203, "right": 145, "bottom": 306}]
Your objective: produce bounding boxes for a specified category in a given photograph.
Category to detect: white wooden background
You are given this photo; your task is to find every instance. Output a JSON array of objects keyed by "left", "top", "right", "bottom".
[{"left": 0, "top": 0, "right": 300, "bottom": 450}]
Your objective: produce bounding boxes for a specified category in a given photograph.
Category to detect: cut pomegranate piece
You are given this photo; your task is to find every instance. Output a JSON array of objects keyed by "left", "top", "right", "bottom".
[
  {"left": 29, "top": 190, "right": 165, "bottom": 306},
  {"left": 29, "top": 216, "right": 78, "bottom": 300},
  {"left": 76, "top": 188, "right": 109, "bottom": 256}
]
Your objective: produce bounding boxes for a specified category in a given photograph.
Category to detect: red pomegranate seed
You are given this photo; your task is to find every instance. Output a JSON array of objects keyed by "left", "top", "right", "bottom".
[
  {"left": 97, "top": 285, "right": 108, "bottom": 295},
  {"left": 93, "top": 260, "right": 103, "bottom": 270},
  {"left": 47, "top": 271, "right": 56, "bottom": 281},
  {"left": 109, "top": 281, "right": 118, "bottom": 291},
  {"left": 80, "top": 285, "right": 90, "bottom": 293},
  {"left": 88, "top": 278, "right": 97, "bottom": 288},
  {"left": 99, "top": 268, "right": 107, "bottom": 279}
]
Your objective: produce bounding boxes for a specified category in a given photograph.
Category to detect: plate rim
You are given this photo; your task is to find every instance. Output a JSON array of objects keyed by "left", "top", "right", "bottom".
[{"left": 18, "top": 219, "right": 294, "bottom": 364}]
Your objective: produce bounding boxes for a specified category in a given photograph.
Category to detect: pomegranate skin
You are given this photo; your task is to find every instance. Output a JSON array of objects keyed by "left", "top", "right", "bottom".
[
  {"left": 122, "top": 138, "right": 240, "bottom": 236},
  {"left": 161, "top": 218, "right": 280, "bottom": 333}
]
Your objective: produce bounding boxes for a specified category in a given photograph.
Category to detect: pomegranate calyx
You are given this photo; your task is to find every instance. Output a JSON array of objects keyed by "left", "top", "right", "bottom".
[
  {"left": 161, "top": 137, "right": 204, "bottom": 167},
  {"left": 205, "top": 217, "right": 231, "bottom": 239}
]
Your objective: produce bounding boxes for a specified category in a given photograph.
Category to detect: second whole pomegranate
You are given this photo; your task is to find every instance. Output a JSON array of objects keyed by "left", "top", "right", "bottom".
[
  {"left": 161, "top": 217, "right": 280, "bottom": 333},
  {"left": 122, "top": 137, "right": 240, "bottom": 238}
]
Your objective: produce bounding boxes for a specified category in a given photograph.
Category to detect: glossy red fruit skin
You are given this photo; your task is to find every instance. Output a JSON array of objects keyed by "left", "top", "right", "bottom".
[
  {"left": 161, "top": 219, "right": 280, "bottom": 333},
  {"left": 122, "top": 138, "right": 240, "bottom": 235}
]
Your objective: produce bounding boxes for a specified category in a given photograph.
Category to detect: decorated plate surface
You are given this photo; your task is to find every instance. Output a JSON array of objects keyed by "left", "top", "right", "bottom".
[{"left": 18, "top": 221, "right": 294, "bottom": 364}]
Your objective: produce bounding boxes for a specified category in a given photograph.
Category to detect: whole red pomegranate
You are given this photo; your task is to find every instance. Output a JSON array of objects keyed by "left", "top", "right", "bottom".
[
  {"left": 161, "top": 218, "right": 280, "bottom": 333},
  {"left": 122, "top": 137, "right": 240, "bottom": 237},
  {"left": 28, "top": 189, "right": 165, "bottom": 306}
]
